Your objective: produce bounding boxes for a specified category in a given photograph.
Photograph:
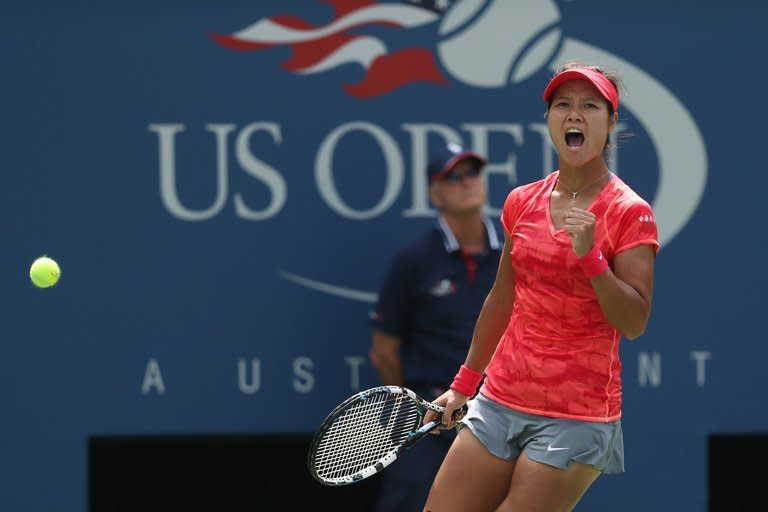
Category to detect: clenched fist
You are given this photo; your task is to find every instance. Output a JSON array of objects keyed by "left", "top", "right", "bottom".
[{"left": 564, "top": 207, "right": 596, "bottom": 257}]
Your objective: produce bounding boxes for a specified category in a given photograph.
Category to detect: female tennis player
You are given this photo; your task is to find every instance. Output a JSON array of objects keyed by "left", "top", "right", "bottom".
[{"left": 423, "top": 62, "right": 659, "bottom": 511}]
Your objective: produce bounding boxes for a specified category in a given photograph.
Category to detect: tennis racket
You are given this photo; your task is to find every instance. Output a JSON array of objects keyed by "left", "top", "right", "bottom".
[{"left": 307, "top": 385, "right": 467, "bottom": 486}]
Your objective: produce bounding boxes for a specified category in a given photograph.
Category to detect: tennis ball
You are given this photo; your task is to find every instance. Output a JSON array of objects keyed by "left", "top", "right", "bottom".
[{"left": 29, "top": 256, "right": 61, "bottom": 288}]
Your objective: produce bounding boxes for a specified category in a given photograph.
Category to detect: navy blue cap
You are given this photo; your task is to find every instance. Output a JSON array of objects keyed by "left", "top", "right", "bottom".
[{"left": 427, "top": 143, "right": 486, "bottom": 182}]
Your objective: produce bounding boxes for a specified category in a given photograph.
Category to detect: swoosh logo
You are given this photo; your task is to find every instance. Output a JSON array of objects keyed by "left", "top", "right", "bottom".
[
  {"left": 279, "top": 270, "right": 378, "bottom": 303},
  {"left": 546, "top": 445, "right": 568, "bottom": 452}
]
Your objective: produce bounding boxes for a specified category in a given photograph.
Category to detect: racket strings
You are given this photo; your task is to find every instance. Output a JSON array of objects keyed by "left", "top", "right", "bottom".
[
  {"left": 317, "top": 395, "right": 410, "bottom": 474},
  {"left": 313, "top": 393, "right": 420, "bottom": 482}
]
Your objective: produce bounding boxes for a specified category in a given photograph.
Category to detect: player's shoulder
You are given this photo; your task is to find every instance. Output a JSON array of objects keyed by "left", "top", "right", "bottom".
[
  {"left": 504, "top": 172, "right": 556, "bottom": 205},
  {"left": 606, "top": 174, "right": 654, "bottom": 213}
]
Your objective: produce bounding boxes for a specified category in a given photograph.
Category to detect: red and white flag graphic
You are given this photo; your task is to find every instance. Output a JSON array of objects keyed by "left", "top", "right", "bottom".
[{"left": 211, "top": 0, "right": 449, "bottom": 98}]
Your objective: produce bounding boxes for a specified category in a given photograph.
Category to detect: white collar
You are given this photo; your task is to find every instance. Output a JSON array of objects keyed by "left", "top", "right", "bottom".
[{"left": 437, "top": 215, "right": 500, "bottom": 253}]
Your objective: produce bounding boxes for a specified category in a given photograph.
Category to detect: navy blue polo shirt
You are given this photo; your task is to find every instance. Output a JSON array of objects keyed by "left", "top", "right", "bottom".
[{"left": 371, "top": 216, "right": 502, "bottom": 388}]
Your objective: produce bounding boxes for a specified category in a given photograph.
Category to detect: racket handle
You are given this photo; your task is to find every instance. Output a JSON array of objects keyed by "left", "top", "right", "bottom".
[
  {"left": 407, "top": 420, "right": 442, "bottom": 445},
  {"left": 435, "top": 403, "right": 469, "bottom": 425},
  {"left": 451, "top": 403, "right": 469, "bottom": 422},
  {"left": 425, "top": 403, "right": 469, "bottom": 431},
  {"left": 407, "top": 404, "right": 469, "bottom": 447}
]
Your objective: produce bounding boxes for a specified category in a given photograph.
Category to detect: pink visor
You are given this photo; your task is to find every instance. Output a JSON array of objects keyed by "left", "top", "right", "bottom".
[{"left": 543, "top": 68, "right": 619, "bottom": 111}]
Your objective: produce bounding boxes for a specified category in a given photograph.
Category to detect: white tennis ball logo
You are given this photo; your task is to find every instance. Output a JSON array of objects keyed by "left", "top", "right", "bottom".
[{"left": 437, "top": 0, "right": 562, "bottom": 87}]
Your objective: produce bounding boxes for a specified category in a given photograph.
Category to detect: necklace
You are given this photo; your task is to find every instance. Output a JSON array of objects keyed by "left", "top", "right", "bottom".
[{"left": 558, "top": 172, "right": 610, "bottom": 200}]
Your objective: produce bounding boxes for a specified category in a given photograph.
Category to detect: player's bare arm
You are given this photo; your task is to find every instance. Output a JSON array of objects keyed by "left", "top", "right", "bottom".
[
  {"left": 564, "top": 206, "right": 654, "bottom": 339},
  {"left": 464, "top": 232, "right": 516, "bottom": 373},
  {"left": 427, "top": 233, "right": 517, "bottom": 427},
  {"left": 592, "top": 245, "right": 654, "bottom": 339}
]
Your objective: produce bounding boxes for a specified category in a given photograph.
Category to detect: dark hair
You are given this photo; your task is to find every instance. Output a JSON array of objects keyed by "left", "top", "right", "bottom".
[{"left": 545, "top": 61, "right": 627, "bottom": 152}]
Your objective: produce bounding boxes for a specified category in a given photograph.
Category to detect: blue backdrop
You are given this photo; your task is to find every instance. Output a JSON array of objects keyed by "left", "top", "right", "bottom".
[{"left": 2, "top": 1, "right": 763, "bottom": 510}]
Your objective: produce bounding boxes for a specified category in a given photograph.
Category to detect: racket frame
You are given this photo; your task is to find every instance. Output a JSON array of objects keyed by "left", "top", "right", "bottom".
[{"left": 307, "top": 386, "right": 455, "bottom": 486}]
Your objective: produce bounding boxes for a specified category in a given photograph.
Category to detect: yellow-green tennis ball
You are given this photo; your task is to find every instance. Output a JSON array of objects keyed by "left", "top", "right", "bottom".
[{"left": 29, "top": 256, "right": 61, "bottom": 288}]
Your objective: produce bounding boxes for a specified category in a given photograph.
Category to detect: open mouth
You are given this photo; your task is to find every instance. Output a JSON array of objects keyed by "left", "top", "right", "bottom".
[{"left": 565, "top": 130, "right": 584, "bottom": 149}]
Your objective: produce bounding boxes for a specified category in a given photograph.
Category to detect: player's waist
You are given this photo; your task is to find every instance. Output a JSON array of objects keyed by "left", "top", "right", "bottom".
[
  {"left": 479, "top": 386, "right": 622, "bottom": 423},
  {"left": 481, "top": 365, "right": 623, "bottom": 422}
]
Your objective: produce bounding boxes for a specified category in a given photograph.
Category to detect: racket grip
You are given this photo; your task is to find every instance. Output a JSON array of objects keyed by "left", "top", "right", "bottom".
[
  {"left": 411, "top": 404, "right": 468, "bottom": 444},
  {"left": 436, "top": 404, "right": 469, "bottom": 427},
  {"left": 419, "top": 405, "right": 466, "bottom": 433},
  {"left": 451, "top": 403, "right": 469, "bottom": 422}
]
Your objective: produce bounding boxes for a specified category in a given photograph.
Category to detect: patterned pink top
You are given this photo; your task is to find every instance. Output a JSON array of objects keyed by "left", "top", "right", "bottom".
[{"left": 482, "top": 171, "right": 658, "bottom": 422}]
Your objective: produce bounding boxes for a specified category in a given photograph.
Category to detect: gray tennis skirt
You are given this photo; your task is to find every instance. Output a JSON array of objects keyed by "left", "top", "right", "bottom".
[{"left": 459, "top": 393, "right": 624, "bottom": 474}]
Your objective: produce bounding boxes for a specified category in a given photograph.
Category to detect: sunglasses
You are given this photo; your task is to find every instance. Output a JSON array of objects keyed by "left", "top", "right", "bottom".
[{"left": 440, "top": 166, "right": 482, "bottom": 183}]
